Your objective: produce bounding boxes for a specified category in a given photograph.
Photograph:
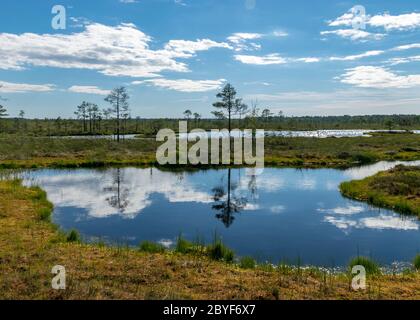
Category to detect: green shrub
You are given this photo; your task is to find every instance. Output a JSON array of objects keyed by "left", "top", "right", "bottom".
[
  {"left": 413, "top": 255, "right": 420, "bottom": 271},
  {"left": 259, "top": 262, "right": 275, "bottom": 272},
  {"left": 37, "top": 207, "right": 51, "bottom": 221},
  {"left": 207, "top": 240, "right": 234, "bottom": 262},
  {"left": 293, "top": 159, "right": 304, "bottom": 166},
  {"left": 349, "top": 256, "right": 380, "bottom": 275},
  {"left": 394, "top": 201, "right": 412, "bottom": 215},
  {"left": 272, "top": 287, "right": 280, "bottom": 300},
  {"left": 31, "top": 187, "right": 48, "bottom": 202},
  {"left": 175, "top": 234, "right": 193, "bottom": 254},
  {"left": 66, "top": 229, "right": 80, "bottom": 243},
  {"left": 139, "top": 241, "right": 165, "bottom": 253},
  {"left": 352, "top": 153, "right": 376, "bottom": 164},
  {"left": 337, "top": 152, "right": 351, "bottom": 159},
  {"left": 239, "top": 256, "right": 256, "bottom": 269}
]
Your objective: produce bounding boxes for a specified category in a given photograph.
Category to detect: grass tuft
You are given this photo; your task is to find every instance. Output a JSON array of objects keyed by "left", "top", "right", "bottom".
[
  {"left": 414, "top": 255, "right": 420, "bottom": 271},
  {"left": 349, "top": 256, "right": 381, "bottom": 276},
  {"left": 351, "top": 153, "right": 377, "bottom": 164},
  {"left": 66, "top": 229, "right": 81, "bottom": 243},
  {"left": 239, "top": 256, "right": 256, "bottom": 269},
  {"left": 175, "top": 234, "right": 194, "bottom": 254},
  {"left": 37, "top": 207, "right": 51, "bottom": 221},
  {"left": 207, "top": 239, "right": 234, "bottom": 263},
  {"left": 139, "top": 241, "right": 166, "bottom": 253}
]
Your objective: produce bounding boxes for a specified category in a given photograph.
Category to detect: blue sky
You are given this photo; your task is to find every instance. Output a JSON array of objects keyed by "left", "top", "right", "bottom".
[{"left": 0, "top": 0, "right": 420, "bottom": 118}]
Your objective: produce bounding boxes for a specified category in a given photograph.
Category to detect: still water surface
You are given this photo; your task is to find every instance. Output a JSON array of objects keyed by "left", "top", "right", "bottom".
[
  {"left": 55, "top": 130, "right": 420, "bottom": 140},
  {"left": 20, "top": 161, "right": 420, "bottom": 267}
]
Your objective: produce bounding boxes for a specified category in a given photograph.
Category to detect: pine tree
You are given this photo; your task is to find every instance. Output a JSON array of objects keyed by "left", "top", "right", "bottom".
[
  {"left": 0, "top": 104, "right": 7, "bottom": 118},
  {"left": 105, "top": 87, "right": 130, "bottom": 142},
  {"left": 0, "top": 104, "right": 7, "bottom": 132},
  {"left": 212, "top": 83, "right": 242, "bottom": 136}
]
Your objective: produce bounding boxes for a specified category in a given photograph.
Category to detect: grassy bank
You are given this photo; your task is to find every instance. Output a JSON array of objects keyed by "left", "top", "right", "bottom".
[
  {"left": 0, "top": 133, "right": 419, "bottom": 169},
  {"left": 340, "top": 165, "right": 420, "bottom": 216},
  {"left": 1, "top": 179, "right": 420, "bottom": 299}
]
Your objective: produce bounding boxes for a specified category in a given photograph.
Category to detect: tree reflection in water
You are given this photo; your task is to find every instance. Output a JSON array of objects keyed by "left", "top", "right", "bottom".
[
  {"left": 101, "top": 166, "right": 258, "bottom": 226},
  {"left": 212, "top": 168, "right": 248, "bottom": 228},
  {"left": 103, "top": 168, "right": 130, "bottom": 213}
]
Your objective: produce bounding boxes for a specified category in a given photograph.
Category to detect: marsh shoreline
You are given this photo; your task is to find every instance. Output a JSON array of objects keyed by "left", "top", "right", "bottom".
[{"left": 0, "top": 133, "right": 420, "bottom": 299}]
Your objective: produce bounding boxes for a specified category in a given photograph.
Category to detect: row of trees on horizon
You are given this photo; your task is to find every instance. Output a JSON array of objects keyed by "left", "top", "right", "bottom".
[
  {"left": 1, "top": 83, "right": 280, "bottom": 140},
  {"left": 0, "top": 83, "right": 288, "bottom": 141},
  {"left": 1, "top": 83, "right": 419, "bottom": 138}
]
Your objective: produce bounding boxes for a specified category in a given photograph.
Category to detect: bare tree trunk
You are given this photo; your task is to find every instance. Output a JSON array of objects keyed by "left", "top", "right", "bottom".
[{"left": 116, "top": 97, "right": 120, "bottom": 142}]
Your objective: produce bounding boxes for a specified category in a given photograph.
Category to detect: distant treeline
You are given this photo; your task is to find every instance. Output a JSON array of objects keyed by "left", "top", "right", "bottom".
[{"left": 0, "top": 114, "right": 419, "bottom": 136}]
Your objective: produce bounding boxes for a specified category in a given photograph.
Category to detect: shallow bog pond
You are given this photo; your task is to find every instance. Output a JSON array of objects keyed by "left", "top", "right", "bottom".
[
  {"left": 178, "top": 129, "right": 419, "bottom": 139},
  {"left": 19, "top": 161, "right": 420, "bottom": 267},
  {"left": 54, "top": 129, "right": 420, "bottom": 139}
]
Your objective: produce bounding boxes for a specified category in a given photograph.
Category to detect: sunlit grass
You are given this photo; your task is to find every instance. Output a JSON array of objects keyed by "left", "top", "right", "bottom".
[
  {"left": 340, "top": 165, "right": 420, "bottom": 216},
  {"left": 139, "top": 241, "right": 166, "bottom": 253},
  {"left": 0, "top": 133, "right": 419, "bottom": 169},
  {"left": 239, "top": 256, "right": 256, "bottom": 269},
  {"left": 1, "top": 163, "right": 420, "bottom": 298}
]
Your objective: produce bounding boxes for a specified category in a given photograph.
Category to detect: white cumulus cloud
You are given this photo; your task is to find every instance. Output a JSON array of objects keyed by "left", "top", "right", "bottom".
[
  {"left": 369, "top": 12, "right": 420, "bottom": 31},
  {"left": 235, "top": 54, "right": 321, "bottom": 65},
  {"left": 0, "top": 23, "right": 231, "bottom": 78},
  {"left": 329, "top": 50, "right": 385, "bottom": 61},
  {"left": 329, "top": 10, "right": 420, "bottom": 31},
  {"left": 227, "top": 31, "right": 287, "bottom": 52},
  {"left": 387, "top": 56, "right": 420, "bottom": 66},
  {"left": 132, "top": 78, "right": 226, "bottom": 92},
  {"left": 164, "top": 39, "right": 232, "bottom": 56},
  {"left": 68, "top": 85, "right": 111, "bottom": 95},
  {"left": 227, "top": 32, "right": 263, "bottom": 51},
  {"left": 392, "top": 43, "right": 420, "bottom": 51},
  {"left": 234, "top": 54, "right": 287, "bottom": 65},
  {"left": 321, "top": 29, "right": 385, "bottom": 41},
  {"left": 339, "top": 66, "right": 420, "bottom": 89},
  {"left": 0, "top": 81, "right": 55, "bottom": 93}
]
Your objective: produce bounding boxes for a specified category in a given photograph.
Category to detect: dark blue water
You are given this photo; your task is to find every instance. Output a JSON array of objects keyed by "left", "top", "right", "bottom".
[{"left": 21, "top": 161, "right": 420, "bottom": 267}]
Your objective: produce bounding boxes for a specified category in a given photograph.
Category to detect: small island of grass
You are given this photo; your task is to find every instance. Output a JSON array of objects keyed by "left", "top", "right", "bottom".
[{"left": 340, "top": 165, "right": 420, "bottom": 216}]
